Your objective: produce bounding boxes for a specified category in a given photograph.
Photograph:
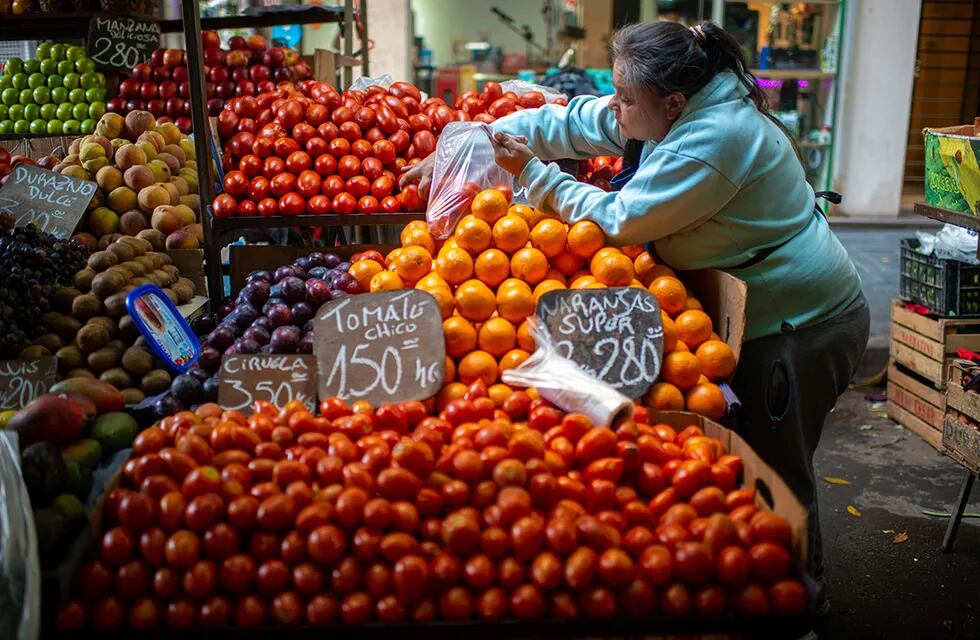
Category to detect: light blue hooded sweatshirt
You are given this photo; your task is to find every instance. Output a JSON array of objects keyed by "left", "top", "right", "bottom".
[{"left": 494, "top": 71, "right": 862, "bottom": 341}]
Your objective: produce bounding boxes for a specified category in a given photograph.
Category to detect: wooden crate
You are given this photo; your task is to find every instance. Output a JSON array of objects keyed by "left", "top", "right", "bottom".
[
  {"left": 889, "top": 299, "right": 980, "bottom": 388},
  {"left": 943, "top": 361, "right": 980, "bottom": 473},
  {"left": 887, "top": 362, "right": 945, "bottom": 450}
]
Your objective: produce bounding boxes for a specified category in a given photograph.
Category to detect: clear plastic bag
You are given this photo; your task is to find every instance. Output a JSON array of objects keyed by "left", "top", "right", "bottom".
[
  {"left": 916, "top": 224, "right": 980, "bottom": 265},
  {"left": 0, "top": 433, "right": 41, "bottom": 640},
  {"left": 348, "top": 73, "right": 393, "bottom": 92},
  {"left": 426, "top": 121, "right": 514, "bottom": 239},
  {"left": 499, "top": 79, "right": 567, "bottom": 104},
  {"left": 502, "top": 320, "right": 634, "bottom": 427}
]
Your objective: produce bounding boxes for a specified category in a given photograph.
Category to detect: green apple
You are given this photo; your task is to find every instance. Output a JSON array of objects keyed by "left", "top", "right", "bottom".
[
  {"left": 5, "top": 57, "right": 24, "bottom": 75},
  {"left": 19, "top": 89, "right": 33, "bottom": 106},
  {"left": 0, "top": 76, "right": 10, "bottom": 90},
  {"left": 47, "top": 74, "right": 63, "bottom": 89},
  {"left": 13, "top": 120, "right": 29, "bottom": 134},
  {"left": 68, "top": 88, "right": 86, "bottom": 104},
  {"left": 79, "top": 71, "right": 99, "bottom": 89},
  {"left": 75, "top": 58, "right": 95, "bottom": 75},
  {"left": 11, "top": 73, "right": 27, "bottom": 90},
  {"left": 39, "top": 59, "right": 57, "bottom": 76},
  {"left": 56, "top": 102, "right": 73, "bottom": 120},
  {"left": 95, "top": 72, "right": 105, "bottom": 86},
  {"left": 66, "top": 46, "right": 85, "bottom": 63},
  {"left": 50, "top": 44, "right": 66, "bottom": 61},
  {"left": 24, "top": 59, "right": 40, "bottom": 74},
  {"left": 0, "top": 120, "right": 12, "bottom": 134},
  {"left": 27, "top": 73, "right": 45, "bottom": 89},
  {"left": 0, "top": 104, "right": 7, "bottom": 120},
  {"left": 51, "top": 87, "right": 67, "bottom": 104},
  {"left": 85, "top": 87, "right": 105, "bottom": 103},
  {"left": 72, "top": 102, "right": 89, "bottom": 120},
  {"left": 32, "top": 86, "right": 51, "bottom": 105},
  {"left": 57, "top": 60, "right": 74, "bottom": 76},
  {"left": 88, "top": 101, "right": 106, "bottom": 119},
  {"left": 47, "top": 119, "right": 63, "bottom": 134},
  {"left": 23, "top": 104, "right": 40, "bottom": 121},
  {"left": 29, "top": 119, "right": 46, "bottom": 134},
  {"left": 39, "top": 103, "right": 57, "bottom": 120},
  {"left": 63, "top": 73, "right": 80, "bottom": 90},
  {"left": 8, "top": 104, "right": 24, "bottom": 121},
  {"left": 80, "top": 118, "right": 95, "bottom": 134},
  {"left": 63, "top": 119, "right": 80, "bottom": 134},
  {"left": 36, "top": 42, "right": 51, "bottom": 60},
  {"left": 1, "top": 88, "right": 17, "bottom": 106}
]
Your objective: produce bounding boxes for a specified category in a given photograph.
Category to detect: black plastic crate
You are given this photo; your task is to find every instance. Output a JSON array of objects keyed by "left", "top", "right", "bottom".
[{"left": 900, "top": 238, "right": 980, "bottom": 316}]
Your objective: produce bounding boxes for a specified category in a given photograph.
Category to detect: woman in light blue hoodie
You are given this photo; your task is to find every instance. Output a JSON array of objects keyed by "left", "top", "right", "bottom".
[{"left": 406, "top": 21, "right": 868, "bottom": 603}]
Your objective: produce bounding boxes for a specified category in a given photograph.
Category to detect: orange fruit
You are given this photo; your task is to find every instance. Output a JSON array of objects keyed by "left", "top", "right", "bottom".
[
  {"left": 474, "top": 249, "right": 510, "bottom": 287},
  {"left": 498, "top": 348, "right": 530, "bottom": 375},
  {"left": 641, "top": 264, "right": 676, "bottom": 286},
  {"left": 478, "top": 317, "right": 517, "bottom": 357},
  {"left": 392, "top": 245, "right": 433, "bottom": 283},
  {"left": 517, "top": 320, "right": 535, "bottom": 351},
  {"left": 508, "top": 204, "right": 535, "bottom": 225},
  {"left": 695, "top": 340, "right": 735, "bottom": 381},
  {"left": 697, "top": 374, "right": 710, "bottom": 384},
  {"left": 510, "top": 247, "right": 549, "bottom": 284},
  {"left": 629, "top": 279, "right": 645, "bottom": 289},
  {"left": 454, "top": 279, "right": 496, "bottom": 322},
  {"left": 571, "top": 275, "right": 598, "bottom": 289},
  {"left": 528, "top": 208, "right": 560, "bottom": 228},
  {"left": 685, "top": 383, "right": 727, "bottom": 420},
  {"left": 455, "top": 215, "right": 492, "bottom": 255},
  {"left": 421, "top": 284, "right": 454, "bottom": 319},
  {"left": 685, "top": 297, "right": 703, "bottom": 311},
  {"left": 458, "top": 350, "right": 499, "bottom": 386},
  {"left": 492, "top": 214, "right": 530, "bottom": 253},
  {"left": 496, "top": 282, "right": 535, "bottom": 323},
  {"left": 497, "top": 277, "right": 530, "bottom": 294},
  {"left": 661, "top": 311, "right": 678, "bottom": 353},
  {"left": 416, "top": 272, "right": 448, "bottom": 290},
  {"left": 648, "top": 276, "right": 687, "bottom": 316},
  {"left": 552, "top": 249, "right": 585, "bottom": 276},
  {"left": 590, "top": 250, "right": 635, "bottom": 286},
  {"left": 634, "top": 252, "right": 655, "bottom": 282},
  {"left": 674, "top": 340, "right": 690, "bottom": 353},
  {"left": 488, "top": 383, "right": 513, "bottom": 407},
  {"left": 566, "top": 220, "right": 605, "bottom": 258},
  {"left": 544, "top": 268, "right": 567, "bottom": 284},
  {"left": 533, "top": 279, "right": 566, "bottom": 303},
  {"left": 435, "top": 246, "right": 474, "bottom": 285},
  {"left": 674, "top": 310, "right": 713, "bottom": 348},
  {"left": 583, "top": 282, "right": 607, "bottom": 289},
  {"left": 369, "top": 271, "right": 404, "bottom": 292},
  {"left": 710, "top": 332, "right": 721, "bottom": 341},
  {"left": 349, "top": 259, "right": 383, "bottom": 292},
  {"left": 385, "top": 247, "right": 403, "bottom": 268},
  {"left": 443, "top": 356, "right": 456, "bottom": 384},
  {"left": 644, "top": 382, "right": 685, "bottom": 411},
  {"left": 438, "top": 381, "right": 467, "bottom": 410},
  {"left": 661, "top": 351, "right": 701, "bottom": 390},
  {"left": 530, "top": 219, "right": 568, "bottom": 257},
  {"left": 443, "top": 316, "right": 478, "bottom": 358},
  {"left": 471, "top": 189, "right": 509, "bottom": 224},
  {"left": 621, "top": 244, "right": 645, "bottom": 259},
  {"left": 400, "top": 220, "right": 436, "bottom": 253}
]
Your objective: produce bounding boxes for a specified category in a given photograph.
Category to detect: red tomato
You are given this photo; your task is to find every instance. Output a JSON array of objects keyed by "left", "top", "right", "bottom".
[
  {"left": 389, "top": 130, "right": 410, "bottom": 153},
  {"left": 262, "top": 155, "right": 285, "bottom": 178},
  {"left": 220, "top": 554, "right": 257, "bottom": 593},
  {"left": 270, "top": 172, "right": 297, "bottom": 198},
  {"left": 90, "top": 596, "right": 124, "bottom": 630},
  {"left": 519, "top": 91, "right": 546, "bottom": 108},
  {"left": 295, "top": 170, "right": 322, "bottom": 198},
  {"left": 256, "top": 494, "right": 298, "bottom": 531},
  {"left": 346, "top": 176, "right": 371, "bottom": 198},
  {"left": 339, "top": 121, "right": 362, "bottom": 143},
  {"left": 350, "top": 139, "right": 373, "bottom": 160},
  {"left": 322, "top": 175, "right": 345, "bottom": 199},
  {"left": 115, "top": 559, "right": 150, "bottom": 599},
  {"left": 749, "top": 512, "right": 793, "bottom": 547},
  {"left": 329, "top": 137, "right": 351, "bottom": 158},
  {"left": 318, "top": 122, "right": 339, "bottom": 140},
  {"left": 184, "top": 493, "right": 224, "bottom": 532},
  {"left": 248, "top": 176, "right": 271, "bottom": 201},
  {"left": 748, "top": 542, "right": 791, "bottom": 583},
  {"left": 212, "top": 193, "right": 238, "bottom": 218},
  {"left": 337, "top": 154, "right": 361, "bottom": 179},
  {"left": 768, "top": 579, "right": 807, "bottom": 616},
  {"left": 101, "top": 527, "right": 135, "bottom": 566},
  {"left": 237, "top": 199, "right": 258, "bottom": 217},
  {"left": 223, "top": 170, "right": 249, "bottom": 196},
  {"left": 357, "top": 195, "right": 380, "bottom": 214},
  {"left": 274, "top": 137, "right": 300, "bottom": 159},
  {"left": 413, "top": 130, "right": 436, "bottom": 158},
  {"left": 278, "top": 192, "right": 306, "bottom": 216},
  {"left": 235, "top": 594, "right": 267, "bottom": 627},
  {"left": 183, "top": 559, "right": 218, "bottom": 599},
  {"left": 733, "top": 583, "right": 770, "bottom": 616},
  {"left": 286, "top": 150, "right": 311, "bottom": 173}
]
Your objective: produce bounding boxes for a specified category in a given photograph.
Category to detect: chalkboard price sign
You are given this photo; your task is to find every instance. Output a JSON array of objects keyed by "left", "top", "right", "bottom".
[
  {"left": 0, "top": 357, "right": 57, "bottom": 410},
  {"left": 314, "top": 290, "right": 445, "bottom": 406},
  {"left": 536, "top": 288, "right": 663, "bottom": 399},
  {"left": 218, "top": 354, "right": 318, "bottom": 414},
  {"left": 0, "top": 164, "right": 97, "bottom": 239},
  {"left": 87, "top": 15, "right": 161, "bottom": 71}
]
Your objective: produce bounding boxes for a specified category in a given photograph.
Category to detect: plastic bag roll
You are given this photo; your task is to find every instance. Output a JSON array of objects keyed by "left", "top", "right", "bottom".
[{"left": 501, "top": 321, "right": 634, "bottom": 427}]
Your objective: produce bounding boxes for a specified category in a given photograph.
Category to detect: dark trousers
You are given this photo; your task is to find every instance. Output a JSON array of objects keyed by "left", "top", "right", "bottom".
[{"left": 731, "top": 293, "right": 870, "bottom": 593}]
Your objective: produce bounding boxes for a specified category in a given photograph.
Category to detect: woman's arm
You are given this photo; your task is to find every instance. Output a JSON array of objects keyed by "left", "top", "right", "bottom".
[{"left": 493, "top": 94, "right": 626, "bottom": 160}]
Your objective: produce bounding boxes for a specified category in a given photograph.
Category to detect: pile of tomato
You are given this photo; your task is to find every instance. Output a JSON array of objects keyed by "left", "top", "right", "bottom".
[
  {"left": 577, "top": 156, "right": 624, "bottom": 192},
  {"left": 55, "top": 385, "right": 807, "bottom": 632}
]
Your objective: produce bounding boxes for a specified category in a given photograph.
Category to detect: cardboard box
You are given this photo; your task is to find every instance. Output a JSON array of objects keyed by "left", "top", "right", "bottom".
[
  {"left": 923, "top": 124, "right": 980, "bottom": 215},
  {"left": 228, "top": 244, "right": 397, "bottom": 295},
  {"left": 170, "top": 248, "right": 207, "bottom": 297},
  {"left": 943, "top": 360, "right": 980, "bottom": 474},
  {"left": 1, "top": 135, "right": 76, "bottom": 160},
  {"left": 651, "top": 410, "right": 809, "bottom": 572},
  {"left": 681, "top": 268, "right": 748, "bottom": 364}
]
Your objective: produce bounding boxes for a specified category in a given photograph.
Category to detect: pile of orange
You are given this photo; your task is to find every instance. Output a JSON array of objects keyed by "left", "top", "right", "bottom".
[{"left": 349, "top": 188, "right": 734, "bottom": 421}]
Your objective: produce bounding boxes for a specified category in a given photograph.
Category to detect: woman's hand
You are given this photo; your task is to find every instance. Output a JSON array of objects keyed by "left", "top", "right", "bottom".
[
  {"left": 399, "top": 153, "right": 435, "bottom": 200},
  {"left": 492, "top": 131, "right": 534, "bottom": 177}
]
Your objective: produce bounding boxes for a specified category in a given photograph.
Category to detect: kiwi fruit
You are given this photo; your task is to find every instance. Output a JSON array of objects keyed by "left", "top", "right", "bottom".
[
  {"left": 146, "top": 252, "right": 167, "bottom": 268},
  {"left": 107, "top": 339, "right": 128, "bottom": 352},
  {"left": 161, "top": 264, "right": 180, "bottom": 279},
  {"left": 107, "top": 242, "right": 135, "bottom": 262},
  {"left": 113, "top": 262, "right": 136, "bottom": 279},
  {"left": 136, "top": 229, "right": 164, "bottom": 252},
  {"left": 141, "top": 369, "right": 172, "bottom": 394},
  {"left": 162, "top": 288, "right": 179, "bottom": 305},
  {"left": 55, "top": 345, "right": 85, "bottom": 371},
  {"left": 157, "top": 252, "right": 173, "bottom": 266},
  {"left": 49, "top": 315, "right": 82, "bottom": 342},
  {"left": 66, "top": 368, "right": 96, "bottom": 379},
  {"left": 33, "top": 333, "right": 63, "bottom": 353},
  {"left": 97, "top": 234, "right": 122, "bottom": 250},
  {"left": 71, "top": 293, "right": 103, "bottom": 319},
  {"left": 143, "top": 273, "right": 161, "bottom": 287},
  {"left": 52, "top": 287, "right": 81, "bottom": 313},
  {"left": 134, "top": 336, "right": 148, "bottom": 350},
  {"left": 87, "top": 251, "right": 118, "bottom": 272},
  {"left": 123, "top": 261, "right": 147, "bottom": 277},
  {"left": 19, "top": 345, "right": 50, "bottom": 359},
  {"left": 121, "top": 347, "right": 154, "bottom": 377},
  {"left": 87, "top": 347, "right": 121, "bottom": 373},
  {"left": 135, "top": 256, "right": 156, "bottom": 270},
  {"left": 173, "top": 279, "right": 195, "bottom": 304},
  {"left": 118, "top": 236, "right": 147, "bottom": 256},
  {"left": 121, "top": 388, "right": 146, "bottom": 405},
  {"left": 75, "top": 323, "right": 111, "bottom": 353},
  {"left": 100, "top": 367, "right": 133, "bottom": 390},
  {"left": 154, "top": 269, "right": 176, "bottom": 287},
  {"left": 74, "top": 268, "right": 96, "bottom": 292},
  {"left": 104, "top": 292, "right": 129, "bottom": 318},
  {"left": 91, "top": 271, "right": 127, "bottom": 299},
  {"left": 118, "top": 315, "right": 140, "bottom": 342},
  {"left": 42, "top": 311, "right": 62, "bottom": 327}
]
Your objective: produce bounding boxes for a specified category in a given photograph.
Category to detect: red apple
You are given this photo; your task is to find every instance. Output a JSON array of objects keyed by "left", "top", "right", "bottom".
[
  {"left": 179, "top": 81, "right": 190, "bottom": 99},
  {"left": 202, "top": 30, "right": 221, "bottom": 50},
  {"left": 249, "top": 65, "right": 270, "bottom": 83},
  {"left": 36, "top": 155, "right": 57, "bottom": 169},
  {"left": 226, "top": 49, "right": 249, "bottom": 68},
  {"left": 162, "top": 48, "right": 183, "bottom": 69},
  {"left": 203, "top": 47, "right": 224, "bottom": 67},
  {"left": 147, "top": 99, "right": 166, "bottom": 117},
  {"left": 263, "top": 47, "right": 285, "bottom": 68},
  {"left": 274, "top": 67, "right": 292, "bottom": 83},
  {"left": 159, "top": 80, "right": 178, "bottom": 100},
  {"left": 247, "top": 34, "right": 268, "bottom": 52},
  {"left": 166, "top": 97, "right": 185, "bottom": 118},
  {"left": 205, "top": 82, "right": 216, "bottom": 99},
  {"left": 153, "top": 66, "right": 171, "bottom": 82},
  {"left": 235, "top": 81, "right": 256, "bottom": 97},
  {"left": 207, "top": 99, "right": 224, "bottom": 116},
  {"left": 150, "top": 48, "right": 165, "bottom": 67},
  {"left": 182, "top": 101, "right": 192, "bottom": 117},
  {"left": 231, "top": 67, "right": 249, "bottom": 83},
  {"left": 216, "top": 81, "right": 235, "bottom": 100},
  {"left": 125, "top": 99, "right": 144, "bottom": 112},
  {"left": 283, "top": 48, "right": 300, "bottom": 66},
  {"left": 173, "top": 66, "right": 188, "bottom": 83},
  {"left": 107, "top": 97, "right": 126, "bottom": 113},
  {"left": 176, "top": 117, "right": 192, "bottom": 133},
  {"left": 229, "top": 35, "right": 247, "bottom": 50},
  {"left": 209, "top": 66, "right": 228, "bottom": 84},
  {"left": 258, "top": 80, "right": 275, "bottom": 94},
  {"left": 118, "top": 79, "right": 140, "bottom": 100},
  {"left": 131, "top": 63, "right": 152, "bottom": 81},
  {"left": 140, "top": 81, "right": 159, "bottom": 100}
]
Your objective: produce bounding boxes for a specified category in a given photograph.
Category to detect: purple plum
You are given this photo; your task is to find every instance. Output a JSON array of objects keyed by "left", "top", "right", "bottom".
[
  {"left": 154, "top": 394, "right": 183, "bottom": 419},
  {"left": 333, "top": 272, "right": 360, "bottom": 294},
  {"left": 299, "top": 332, "right": 314, "bottom": 354},
  {"left": 247, "top": 270, "right": 272, "bottom": 283},
  {"left": 203, "top": 377, "right": 220, "bottom": 402},
  {"left": 188, "top": 367, "right": 210, "bottom": 382},
  {"left": 305, "top": 278, "right": 332, "bottom": 308},
  {"left": 243, "top": 326, "right": 270, "bottom": 345},
  {"left": 274, "top": 265, "right": 297, "bottom": 282},
  {"left": 323, "top": 254, "right": 342, "bottom": 269},
  {"left": 207, "top": 324, "right": 237, "bottom": 351},
  {"left": 198, "top": 346, "right": 222, "bottom": 373},
  {"left": 218, "top": 299, "right": 236, "bottom": 319},
  {"left": 263, "top": 298, "right": 285, "bottom": 315},
  {"left": 308, "top": 266, "right": 329, "bottom": 280},
  {"left": 224, "top": 344, "right": 239, "bottom": 356},
  {"left": 270, "top": 325, "right": 301, "bottom": 353},
  {"left": 293, "top": 256, "right": 311, "bottom": 272},
  {"left": 192, "top": 312, "right": 218, "bottom": 336},
  {"left": 260, "top": 344, "right": 276, "bottom": 353},
  {"left": 242, "top": 279, "right": 271, "bottom": 307},
  {"left": 291, "top": 301, "right": 313, "bottom": 326},
  {"left": 308, "top": 252, "right": 327, "bottom": 268},
  {"left": 280, "top": 276, "right": 306, "bottom": 303},
  {"left": 234, "top": 303, "right": 259, "bottom": 330},
  {"left": 234, "top": 337, "right": 260, "bottom": 354},
  {"left": 303, "top": 319, "right": 315, "bottom": 333},
  {"left": 266, "top": 303, "right": 293, "bottom": 328},
  {"left": 251, "top": 316, "right": 272, "bottom": 332},
  {"left": 329, "top": 289, "right": 350, "bottom": 300}
]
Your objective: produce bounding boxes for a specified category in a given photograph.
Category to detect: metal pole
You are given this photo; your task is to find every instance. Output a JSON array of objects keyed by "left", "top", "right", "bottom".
[
  {"left": 343, "top": 0, "right": 354, "bottom": 89},
  {"left": 182, "top": 0, "right": 223, "bottom": 308},
  {"left": 360, "top": 0, "right": 369, "bottom": 77}
]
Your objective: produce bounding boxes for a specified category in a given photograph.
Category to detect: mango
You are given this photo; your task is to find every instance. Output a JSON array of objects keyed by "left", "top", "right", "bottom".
[
  {"left": 8, "top": 394, "right": 89, "bottom": 447},
  {"left": 50, "top": 378, "right": 125, "bottom": 414},
  {"left": 89, "top": 411, "right": 139, "bottom": 454}
]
